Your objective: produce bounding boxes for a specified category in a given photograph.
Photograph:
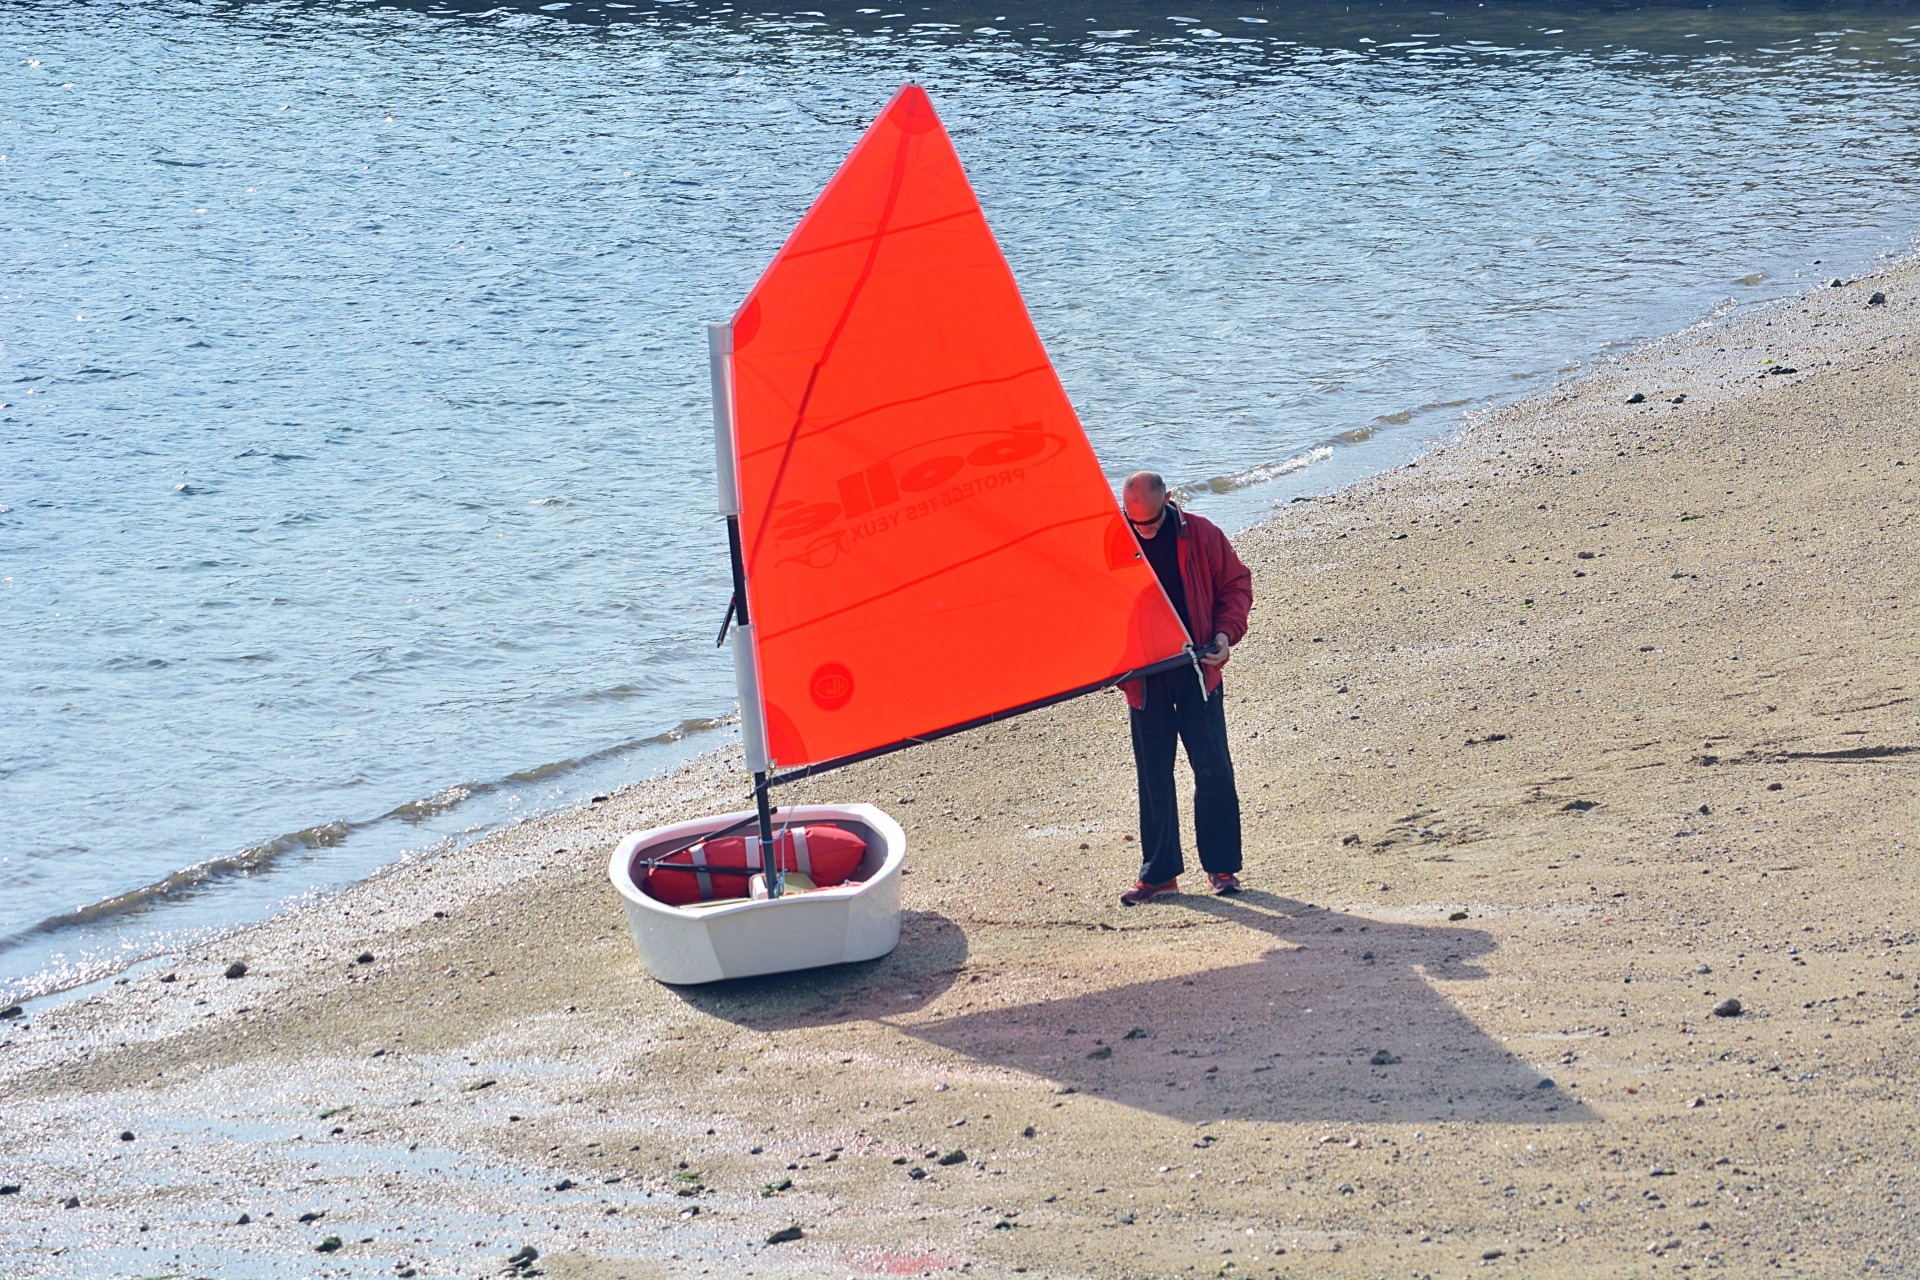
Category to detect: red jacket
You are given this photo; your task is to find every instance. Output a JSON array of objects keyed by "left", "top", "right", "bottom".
[{"left": 1121, "top": 505, "right": 1253, "bottom": 709}]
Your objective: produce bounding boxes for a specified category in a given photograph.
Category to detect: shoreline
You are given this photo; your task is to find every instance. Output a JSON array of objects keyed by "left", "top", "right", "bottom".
[
  {"left": 9, "top": 246, "right": 1899, "bottom": 1010},
  {"left": 3, "top": 253, "right": 1916, "bottom": 1278}
]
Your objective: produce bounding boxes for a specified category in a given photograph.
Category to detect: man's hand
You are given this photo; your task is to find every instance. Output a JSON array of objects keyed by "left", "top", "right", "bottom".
[{"left": 1200, "top": 631, "right": 1231, "bottom": 666}]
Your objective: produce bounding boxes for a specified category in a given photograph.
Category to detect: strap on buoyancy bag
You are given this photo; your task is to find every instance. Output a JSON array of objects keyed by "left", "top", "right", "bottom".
[
  {"left": 790, "top": 826, "right": 812, "bottom": 879},
  {"left": 690, "top": 841, "right": 713, "bottom": 900}
]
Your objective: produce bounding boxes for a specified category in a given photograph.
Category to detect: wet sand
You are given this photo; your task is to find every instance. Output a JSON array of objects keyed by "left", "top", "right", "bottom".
[{"left": 3, "top": 260, "right": 1916, "bottom": 1280}]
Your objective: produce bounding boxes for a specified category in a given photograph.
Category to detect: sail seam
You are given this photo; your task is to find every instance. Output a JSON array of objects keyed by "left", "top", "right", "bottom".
[
  {"left": 778, "top": 206, "right": 979, "bottom": 262},
  {"left": 755, "top": 509, "right": 1114, "bottom": 643},
  {"left": 736, "top": 363, "right": 1054, "bottom": 462}
]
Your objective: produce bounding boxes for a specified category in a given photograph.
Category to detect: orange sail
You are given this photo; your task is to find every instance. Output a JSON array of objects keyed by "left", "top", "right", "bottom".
[{"left": 718, "top": 85, "right": 1191, "bottom": 772}]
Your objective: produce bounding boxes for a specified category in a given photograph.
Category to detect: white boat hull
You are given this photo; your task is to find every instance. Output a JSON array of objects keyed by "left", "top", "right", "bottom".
[{"left": 608, "top": 803, "right": 906, "bottom": 985}]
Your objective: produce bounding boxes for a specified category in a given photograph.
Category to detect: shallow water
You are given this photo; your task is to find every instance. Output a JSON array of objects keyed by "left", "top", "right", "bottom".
[{"left": 3, "top": 0, "right": 1918, "bottom": 999}]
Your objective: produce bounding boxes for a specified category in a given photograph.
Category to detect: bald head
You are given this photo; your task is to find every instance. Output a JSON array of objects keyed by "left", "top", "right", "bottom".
[{"left": 1122, "top": 470, "right": 1169, "bottom": 532}]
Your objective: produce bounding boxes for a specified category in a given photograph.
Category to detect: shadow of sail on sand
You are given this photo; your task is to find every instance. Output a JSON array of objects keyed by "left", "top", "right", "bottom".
[{"left": 904, "top": 892, "right": 1594, "bottom": 1126}]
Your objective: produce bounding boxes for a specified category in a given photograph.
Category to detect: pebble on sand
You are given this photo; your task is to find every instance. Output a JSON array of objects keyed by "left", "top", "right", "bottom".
[
  {"left": 315, "top": 1235, "right": 342, "bottom": 1253},
  {"left": 0, "top": 1184, "right": 19, "bottom": 1195},
  {"left": 118, "top": 1131, "right": 134, "bottom": 1142},
  {"left": 356, "top": 952, "right": 375, "bottom": 965},
  {"left": 766, "top": 1225, "right": 804, "bottom": 1244},
  {"left": 63, "top": 1196, "right": 80, "bottom": 1208},
  {"left": 1712, "top": 997, "right": 1742, "bottom": 1017},
  {"left": 224, "top": 961, "right": 248, "bottom": 979},
  {"left": 1626, "top": 392, "right": 1645, "bottom": 404},
  {"left": 0, "top": 1005, "right": 23, "bottom": 1020},
  {"left": 1868, "top": 290, "right": 1887, "bottom": 305}
]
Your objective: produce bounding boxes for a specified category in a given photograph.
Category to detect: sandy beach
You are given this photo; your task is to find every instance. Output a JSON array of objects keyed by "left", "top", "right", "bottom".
[{"left": 3, "top": 258, "right": 1915, "bottom": 1280}]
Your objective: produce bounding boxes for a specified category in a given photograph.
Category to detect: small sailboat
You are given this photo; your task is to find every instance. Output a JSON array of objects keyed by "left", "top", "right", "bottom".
[{"left": 609, "top": 85, "right": 1205, "bottom": 984}]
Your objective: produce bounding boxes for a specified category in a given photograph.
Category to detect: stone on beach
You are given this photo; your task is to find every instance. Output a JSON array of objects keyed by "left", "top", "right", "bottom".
[
  {"left": 1712, "top": 998, "right": 1743, "bottom": 1017},
  {"left": 224, "top": 961, "right": 248, "bottom": 979}
]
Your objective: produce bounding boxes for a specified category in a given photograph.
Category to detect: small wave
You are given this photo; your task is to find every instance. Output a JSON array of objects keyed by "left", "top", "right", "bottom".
[
  {"left": 500, "top": 716, "right": 732, "bottom": 784},
  {"left": 1369, "top": 397, "right": 1476, "bottom": 431},
  {"left": 382, "top": 786, "right": 473, "bottom": 824},
  {"left": 0, "top": 716, "right": 738, "bottom": 966},
  {"left": 1170, "top": 446, "right": 1333, "bottom": 503},
  {"left": 0, "top": 819, "right": 355, "bottom": 947}
]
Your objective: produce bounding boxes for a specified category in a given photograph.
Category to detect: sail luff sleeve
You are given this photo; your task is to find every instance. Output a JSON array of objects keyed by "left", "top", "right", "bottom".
[
  {"left": 709, "top": 322, "right": 740, "bottom": 517},
  {"left": 712, "top": 319, "right": 773, "bottom": 774}
]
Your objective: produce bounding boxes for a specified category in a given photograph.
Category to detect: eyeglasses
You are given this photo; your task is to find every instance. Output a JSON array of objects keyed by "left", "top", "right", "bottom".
[{"left": 1127, "top": 505, "right": 1167, "bottom": 531}]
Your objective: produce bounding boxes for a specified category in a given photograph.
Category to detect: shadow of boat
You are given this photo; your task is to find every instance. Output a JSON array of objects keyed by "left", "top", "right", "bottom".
[{"left": 667, "top": 909, "right": 968, "bottom": 1027}]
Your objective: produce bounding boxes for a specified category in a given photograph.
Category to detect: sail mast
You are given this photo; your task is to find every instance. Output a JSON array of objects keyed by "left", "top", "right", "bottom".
[{"left": 709, "top": 321, "right": 782, "bottom": 899}]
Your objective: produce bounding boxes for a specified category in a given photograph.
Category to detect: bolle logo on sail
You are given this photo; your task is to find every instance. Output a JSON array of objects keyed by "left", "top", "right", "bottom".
[
  {"left": 809, "top": 662, "right": 855, "bottom": 710},
  {"left": 771, "top": 427, "right": 1065, "bottom": 569}
]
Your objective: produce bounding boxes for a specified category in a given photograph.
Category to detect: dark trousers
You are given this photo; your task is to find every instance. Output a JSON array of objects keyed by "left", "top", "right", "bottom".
[{"left": 1129, "top": 667, "right": 1242, "bottom": 884}]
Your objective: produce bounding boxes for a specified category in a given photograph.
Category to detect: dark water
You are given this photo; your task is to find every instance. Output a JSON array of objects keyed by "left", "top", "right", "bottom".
[{"left": 3, "top": 0, "right": 1917, "bottom": 999}]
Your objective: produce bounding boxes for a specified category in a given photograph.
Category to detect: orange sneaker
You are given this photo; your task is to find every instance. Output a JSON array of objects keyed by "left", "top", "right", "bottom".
[
  {"left": 1207, "top": 872, "right": 1242, "bottom": 896},
  {"left": 1120, "top": 878, "right": 1179, "bottom": 906}
]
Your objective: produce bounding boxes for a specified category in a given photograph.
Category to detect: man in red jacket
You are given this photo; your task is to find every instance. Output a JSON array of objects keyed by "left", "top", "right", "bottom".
[{"left": 1117, "top": 471, "right": 1254, "bottom": 905}]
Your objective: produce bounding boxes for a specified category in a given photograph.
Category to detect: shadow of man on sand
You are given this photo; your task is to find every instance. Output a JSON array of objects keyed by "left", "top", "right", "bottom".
[{"left": 906, "top": 890, "right": 1594, "bottom": 1126}]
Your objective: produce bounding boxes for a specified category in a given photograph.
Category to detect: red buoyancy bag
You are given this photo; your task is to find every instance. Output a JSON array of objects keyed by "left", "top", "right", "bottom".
[{"left": 643, "top": 825, "right": 868, "bottom": 906}]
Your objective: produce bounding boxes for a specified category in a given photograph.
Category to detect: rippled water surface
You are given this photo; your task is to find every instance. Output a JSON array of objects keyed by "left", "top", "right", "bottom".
[{"left": 4, "top": 0, "right": 1918, "bottom": 997}]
